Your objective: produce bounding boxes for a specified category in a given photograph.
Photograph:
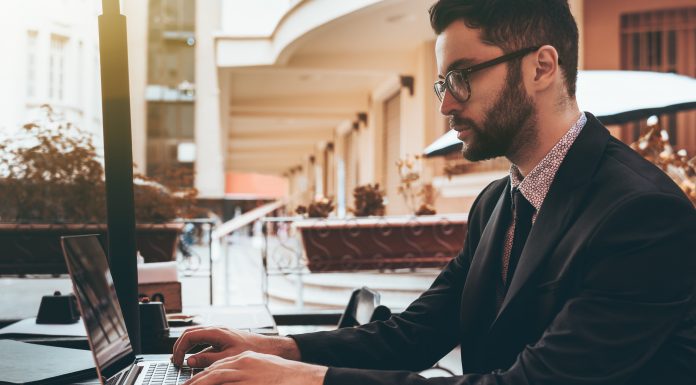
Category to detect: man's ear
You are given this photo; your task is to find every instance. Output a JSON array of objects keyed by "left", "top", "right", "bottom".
[{"left": 528, "top": 45, "right": 559, "bottom": 91}]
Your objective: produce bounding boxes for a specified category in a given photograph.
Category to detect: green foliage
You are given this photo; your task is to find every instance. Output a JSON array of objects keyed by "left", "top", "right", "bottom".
[
  {"left": 351, "top": 183, "right": 385, "bottom": 217},
  {"left": 0, "top": 105, "right": 197, "bottom": 223}
]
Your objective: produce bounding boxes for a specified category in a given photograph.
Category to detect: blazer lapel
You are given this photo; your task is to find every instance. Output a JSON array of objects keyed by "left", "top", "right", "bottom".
[
  {"left": 491, "top": 113, "right": 611, "bottom": 327},
  {"left": 460, "top": 181, "right": 511, "bottom": 337}
]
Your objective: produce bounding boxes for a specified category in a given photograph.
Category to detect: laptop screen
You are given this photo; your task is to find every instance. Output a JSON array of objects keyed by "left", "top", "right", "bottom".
[{"left": 61, "top": 235, "right": 135, "bottom": 378}]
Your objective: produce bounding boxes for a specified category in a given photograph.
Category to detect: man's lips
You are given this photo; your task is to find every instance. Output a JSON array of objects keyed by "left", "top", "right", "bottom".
[
  {"left": 451, "top": 124, "right": 473, "bottom": 140},
  {"left": 456, "top": 129, "right": 471, "bottom": 141},
  {"left": 450, "top": 117, "right": 477, "bottom": 140}
]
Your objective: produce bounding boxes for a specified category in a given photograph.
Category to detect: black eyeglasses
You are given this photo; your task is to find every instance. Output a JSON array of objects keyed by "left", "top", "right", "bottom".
[{"left": 434, "top": 46, "right": 541, "bottom": 103}]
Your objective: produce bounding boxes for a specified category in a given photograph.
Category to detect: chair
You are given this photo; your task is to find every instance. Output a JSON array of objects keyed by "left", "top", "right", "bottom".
[
  {"left": 337, "top": 287, "right": 455, "bottom": 376},
  {"left": 337, "top": 286, "right": 391, "bottom": 328}
]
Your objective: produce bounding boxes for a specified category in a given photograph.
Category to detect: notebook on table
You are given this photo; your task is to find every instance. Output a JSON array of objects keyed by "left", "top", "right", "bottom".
[
  {"left": 61, "top": 234, "right": 201, "bottom": 385},
  {"left": 0, "top": 339, "right": 96, "bottom": 385}
]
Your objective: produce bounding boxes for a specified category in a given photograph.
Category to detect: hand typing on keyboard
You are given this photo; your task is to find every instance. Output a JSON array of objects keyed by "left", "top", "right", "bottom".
[
  {"left": 182, "top": 351, "right": 326, "bottom": 385},
  {"left": 171, "top": 327, "right": 326, "bottom": 385}
]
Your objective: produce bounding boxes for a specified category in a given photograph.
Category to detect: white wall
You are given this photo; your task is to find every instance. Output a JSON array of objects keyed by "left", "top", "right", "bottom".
[
  {"left": 0, "top": 0, "right": 103, "bottom": 141},
  {"left": 123, "top": 0, "right": 148, "bottom": 173},
  {"left": 194, "top": 0, "right": 225, "bottom": 198}
]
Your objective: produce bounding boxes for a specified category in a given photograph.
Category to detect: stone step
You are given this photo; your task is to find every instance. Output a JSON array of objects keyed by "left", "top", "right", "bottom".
[
  {"left": 223, "top": 236, "right": 441, "bottom": 309},
  {"left": 267, "top": 272, "right": 435, "bottom": 309},
  {"left": 297, "top": 270, "right": 439, "bottom": 292}
]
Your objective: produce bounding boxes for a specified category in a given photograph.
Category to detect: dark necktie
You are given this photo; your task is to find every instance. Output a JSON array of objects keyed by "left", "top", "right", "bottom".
[{"left": 506, "top": 188, "right": 535, "bottom": 286}]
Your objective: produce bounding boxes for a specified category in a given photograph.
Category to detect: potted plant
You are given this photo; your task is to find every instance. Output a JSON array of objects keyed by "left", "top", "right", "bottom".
[
  {"left": 630, "top": 119, "right": 696, "bottom": 206},
  {"left": 294, "top": 182, "right": 466, "bottom": 272},
  {"left": 0, "top": 105, "right": 198, "bottom": 274}
]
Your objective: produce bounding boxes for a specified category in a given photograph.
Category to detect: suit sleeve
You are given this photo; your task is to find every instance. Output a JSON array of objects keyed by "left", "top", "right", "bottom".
[
  {"left": 318, "top": 192, "right": 696, "bottom": 385},
  {"left": 289, "top": 182, "right": 498, "bottom": 372}
]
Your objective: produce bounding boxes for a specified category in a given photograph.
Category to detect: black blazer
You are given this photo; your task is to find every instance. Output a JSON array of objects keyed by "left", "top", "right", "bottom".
[{"left": 291, "top": 113, "right": 696, "bottom": 385}]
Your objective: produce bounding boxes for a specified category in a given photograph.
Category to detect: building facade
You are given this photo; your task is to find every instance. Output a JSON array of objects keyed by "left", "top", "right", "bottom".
[
  {"left": 0, "top": 0, "right": 103, "bottom": 140},
  {"left": 584, "top": 0, "right": 696, "bottom": 154},
  {"left": 4, "top": 0, "right": 693, "bottom": 216}
]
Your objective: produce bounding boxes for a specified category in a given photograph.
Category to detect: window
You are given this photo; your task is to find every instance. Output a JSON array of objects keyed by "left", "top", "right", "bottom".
[
  {"left": 147, "top": 0, "right": 195, "bottom": 87},
  {"left": 26, "top": 31, "right": 38, "bottom": 98},
  {"left": 383, "top": 92, "right": 400, "bottom": 213},
  {"left": 49, "top": 34, "right": 67, "bottom": 101},
  {"left": 93, "top": 48, "right": 102, "bottom": 121},
  {"left": 147, "top": 102, "right": 194, "bottom": 139},
  {"left": 620, "top": 7, "right": 696, "bottom": 152},
  {"left": 77, "top": 41, "right": 84, "bottom": 105},
  {"left": 343, "top": 131, "right": 356, "bottom": 206}
]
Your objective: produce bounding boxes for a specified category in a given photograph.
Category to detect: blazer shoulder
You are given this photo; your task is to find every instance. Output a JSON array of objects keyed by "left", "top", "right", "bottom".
[{"left": 595, "top": 136, "right": 691, "bottom": 203}]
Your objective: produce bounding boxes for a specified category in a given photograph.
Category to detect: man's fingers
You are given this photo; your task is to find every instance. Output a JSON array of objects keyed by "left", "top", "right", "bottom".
[
  {"left": 184, "top": 369, "right": 241, "bottom": 385},
  {"left": 172, "top": 327, "right": 207, "bottom": 359},
  {"left": 207, "top": 351, "right": 259, "bottom": 371},
  {"left": 172, "top": 328, "right": 226, "bottom": 365},
  {"left": 186, "top": 351, "right": 226, "bottom": 368}
]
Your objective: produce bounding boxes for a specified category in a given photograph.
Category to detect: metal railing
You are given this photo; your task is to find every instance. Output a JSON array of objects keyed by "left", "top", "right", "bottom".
[
  {"left": 213, "top": 200, "right": 286, "bottom": 305},
  {"left": 261, "top": 214, "right": 469, "bottom": 309}
]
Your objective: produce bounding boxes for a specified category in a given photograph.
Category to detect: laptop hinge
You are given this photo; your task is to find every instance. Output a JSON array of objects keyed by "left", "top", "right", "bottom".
[{"left": 119, "top": 363, "right": 143, "bottom": 385}]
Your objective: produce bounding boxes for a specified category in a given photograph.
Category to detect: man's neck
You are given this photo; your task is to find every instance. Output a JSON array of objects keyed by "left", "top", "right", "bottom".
[{"left": 509, "top": 103, "right": 582, "bottom": 177}]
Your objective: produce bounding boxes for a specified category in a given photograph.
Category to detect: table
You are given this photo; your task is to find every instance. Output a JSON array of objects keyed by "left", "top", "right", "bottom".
[{"left": 0, "top": 305, "right": 277, "bottom": 353}]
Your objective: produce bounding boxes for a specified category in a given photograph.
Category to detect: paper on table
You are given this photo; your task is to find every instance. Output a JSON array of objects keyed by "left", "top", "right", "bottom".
[
  {"left": 0, "top": 317, "right": 87, "bottom": 337},
  {"left": 137, "top": 261, "right": 178, "bottom": 284},
  {"left": 170, "top": 305, "right": 275, "bottom": 332}
]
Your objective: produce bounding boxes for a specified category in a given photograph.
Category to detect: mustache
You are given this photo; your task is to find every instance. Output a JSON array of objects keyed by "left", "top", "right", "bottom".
[{"left": 449, "top": 116, "right": 479, "bottom": 132}]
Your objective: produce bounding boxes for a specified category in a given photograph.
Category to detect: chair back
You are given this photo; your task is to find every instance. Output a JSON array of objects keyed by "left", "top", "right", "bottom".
[{"left": 337, "top": 286, "right": 391, "bottom": 328}]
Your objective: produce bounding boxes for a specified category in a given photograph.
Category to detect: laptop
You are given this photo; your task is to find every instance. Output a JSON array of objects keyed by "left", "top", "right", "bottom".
[{"left": 60, "top": 234, "right": 201, "bottom": 385}]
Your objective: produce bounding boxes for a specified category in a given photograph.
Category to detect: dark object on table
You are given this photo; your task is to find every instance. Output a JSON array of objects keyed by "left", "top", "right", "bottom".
[
  {"left": 138, "top": 281, "right": 183, "bottom": 313},
  {"left": 35, "top": 291, "right": 80, "bottom": 325},
  {"left": 139, "top": 298, "right": 170, "bottom": 341},
  {"left": 166, "top": 314, "right": 196, "bottom": 326}
]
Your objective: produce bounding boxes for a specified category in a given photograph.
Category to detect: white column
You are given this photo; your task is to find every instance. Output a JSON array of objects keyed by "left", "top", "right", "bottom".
[
  {"left": 568, "top": 0, "right": 584, "bottom": 70},
  {"left": 123, "top": 0, "right": 148, "bottom": 173},
  {"left": 195, "top": 0, "right": 225, "bottom": 198}
]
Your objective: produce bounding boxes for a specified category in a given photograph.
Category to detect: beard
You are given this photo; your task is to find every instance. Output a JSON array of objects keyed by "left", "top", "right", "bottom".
[{"left": 452, "top": 63, "right": 537, "bottom": 162}]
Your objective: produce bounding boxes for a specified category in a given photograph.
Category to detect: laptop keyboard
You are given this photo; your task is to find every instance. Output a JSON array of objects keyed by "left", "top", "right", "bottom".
[{"left": 142, "top": 362, "right": 202, "bottom": 385}]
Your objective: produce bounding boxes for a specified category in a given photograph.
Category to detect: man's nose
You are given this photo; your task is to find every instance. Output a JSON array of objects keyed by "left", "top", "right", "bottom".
[{"left": 439, "top": 89, "right": 462, "bottom": 117}]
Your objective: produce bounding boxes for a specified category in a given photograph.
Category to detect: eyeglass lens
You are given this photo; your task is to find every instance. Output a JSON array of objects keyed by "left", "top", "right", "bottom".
[
  {"left": 446, "top": 72, "right": 469, "bottom": 101},
  {"left": 436, "top": 72, "right": 469, "bottom": 102}
]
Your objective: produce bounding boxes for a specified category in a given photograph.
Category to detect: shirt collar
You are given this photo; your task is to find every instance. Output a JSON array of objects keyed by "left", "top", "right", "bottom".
[{"left": 509, "top": 112, "right": 587, "bottom": 211}]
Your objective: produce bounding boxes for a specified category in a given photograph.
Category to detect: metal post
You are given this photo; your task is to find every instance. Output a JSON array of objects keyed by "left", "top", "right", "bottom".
[
  {"left": 262, "top": 220, "right": 270, "bottom": 305},
  {"left": 223, "top": 234, "right": 230, "bottom": 306},
  {"left": 208, "top": 222, "right": 213, "bottom": 305},
  {"left": 98, "top": 0, "right": 140, "bottom": 354}
]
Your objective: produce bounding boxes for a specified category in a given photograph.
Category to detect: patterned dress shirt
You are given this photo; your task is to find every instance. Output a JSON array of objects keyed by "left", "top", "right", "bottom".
[{"left": 500, "top": 112, "right": 587, "bottom": 286}]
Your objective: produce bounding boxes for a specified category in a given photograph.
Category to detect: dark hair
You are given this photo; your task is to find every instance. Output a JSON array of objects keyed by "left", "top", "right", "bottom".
[{"left": 429, "top": 0, "right": 579, "bottom": 97}]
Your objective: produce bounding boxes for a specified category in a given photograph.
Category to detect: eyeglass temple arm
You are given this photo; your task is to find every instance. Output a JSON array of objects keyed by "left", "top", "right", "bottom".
[{"left": 463, "top": 46, "right": 542, "bottom": 75}]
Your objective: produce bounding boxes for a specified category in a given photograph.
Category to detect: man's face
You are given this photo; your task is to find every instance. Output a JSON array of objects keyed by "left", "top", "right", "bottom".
[{"left": 435, "top": 21, "right": 536, "bottom": 161}]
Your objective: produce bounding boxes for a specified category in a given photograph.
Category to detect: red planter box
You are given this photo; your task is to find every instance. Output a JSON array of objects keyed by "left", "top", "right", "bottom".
[
  {"left": 295, "top": 214, "right": 468, "bottom": 272},
  {"left": 0, "top": 223, "right": 184, "bottom": 275}
]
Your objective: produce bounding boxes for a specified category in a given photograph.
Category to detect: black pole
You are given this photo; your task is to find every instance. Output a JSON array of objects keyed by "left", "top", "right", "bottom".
[{"left": 98, "top": 0, "right": 140, "bottom": 354}]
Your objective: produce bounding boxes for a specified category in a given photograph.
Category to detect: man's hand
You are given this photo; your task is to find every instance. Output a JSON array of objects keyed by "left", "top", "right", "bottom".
[
  {"left": 183, "top": 351, "right": 327, "bottom": 385},
  {"left": 171, "top": 326, "right": 301, "bottom": 368}
]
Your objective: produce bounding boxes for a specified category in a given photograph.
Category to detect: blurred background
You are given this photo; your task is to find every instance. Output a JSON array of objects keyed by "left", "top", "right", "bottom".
[{"left": 0, "top": 0, "right": 694, "bottom": 320}]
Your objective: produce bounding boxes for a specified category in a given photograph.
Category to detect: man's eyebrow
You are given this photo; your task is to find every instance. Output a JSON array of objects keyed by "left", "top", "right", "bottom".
[
  {"left": 439, "top": 58, "right": 476, "bottom": 79},
  {"left": 447, "top": 58, "right": 476, "bottom": 72}
]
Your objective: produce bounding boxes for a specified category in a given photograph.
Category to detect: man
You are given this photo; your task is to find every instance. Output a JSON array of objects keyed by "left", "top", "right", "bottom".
[{"left": 172, "top": 0, "right": 696, "bottom": 384}]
